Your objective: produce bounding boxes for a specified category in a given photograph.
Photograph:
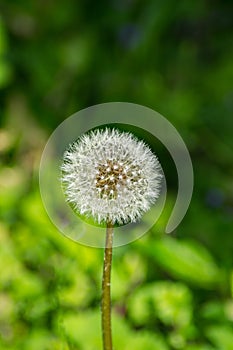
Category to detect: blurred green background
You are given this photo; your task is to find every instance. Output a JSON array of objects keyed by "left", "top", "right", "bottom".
[{"left": 0, "top": 1, "right": 233, "bottom": 349}]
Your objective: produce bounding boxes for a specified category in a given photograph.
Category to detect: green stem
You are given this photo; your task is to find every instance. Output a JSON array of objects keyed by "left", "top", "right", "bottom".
[{"left": 101, "top": 222, "right": 114, "bottom": 350}]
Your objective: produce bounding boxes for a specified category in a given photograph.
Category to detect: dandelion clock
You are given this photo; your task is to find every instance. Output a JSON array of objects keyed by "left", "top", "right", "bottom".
[
  {"left": 61, "top": 128, "right": 162, "bottom": 226},
  {"left": 40, "top": 102, "right": 193, "bottom": 350}
]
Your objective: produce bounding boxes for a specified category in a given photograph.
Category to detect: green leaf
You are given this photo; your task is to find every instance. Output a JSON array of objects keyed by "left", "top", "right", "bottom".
[
  {"left": 23, "top": 330, "right": 64, "bottom": 350},
  {"left": 128, "top": 281, "right": 193, "bottom": 330},
  {"left": 206, "top": 325, "right": 233, "bottom": 350},
  {"left": 61, "top": 310, "right": 168, "bottom": 350},
  {"left": 140, "top": 237, "right": 220, "bottom": 288},
  {"left": 186, "top": 346, "right": 216, "bottom": 350},
  {"left": 127, "top": 332, "right": 169, "bottom": 350}
]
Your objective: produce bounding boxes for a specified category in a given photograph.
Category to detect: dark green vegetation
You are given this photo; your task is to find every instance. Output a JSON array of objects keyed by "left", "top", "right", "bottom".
[{"left": 0, "top": 1, "right": 233, "bottom": 349}]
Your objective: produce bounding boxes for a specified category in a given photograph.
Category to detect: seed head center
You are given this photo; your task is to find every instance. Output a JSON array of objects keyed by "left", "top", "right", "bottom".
[
  {"left": 95, "top": 160, "right": 127, "bottom": 198},
  {"left": 95, "top": 160, "right": 143, "bottom": 199}
]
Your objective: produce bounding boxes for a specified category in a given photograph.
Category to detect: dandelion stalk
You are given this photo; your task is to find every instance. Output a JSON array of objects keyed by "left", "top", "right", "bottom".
[{"left": 101, "top": 222, "right": 114, "bottom": 350}]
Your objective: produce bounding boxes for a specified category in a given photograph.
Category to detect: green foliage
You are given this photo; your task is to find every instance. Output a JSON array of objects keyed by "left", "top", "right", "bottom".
[
  {"left": 62, "top": 310, "right": 168, "bottom": 350},
  {"left": 128, "top": 281, "right": 192, "bottom": 327},
  {"left": 0, "top": 18, "right": 12, "bottom": 88},
  {"left": 0, "top": 0, "right": 233, "bottom": 349},
  {"left": 139, "top": 238, "right": 221, "bottom": 287},
  {"left": 206, "top": 326, "right": 233, "bottom": 350},
  {"left": 128, "top": 281, "right": 194, "bottom": 348}
]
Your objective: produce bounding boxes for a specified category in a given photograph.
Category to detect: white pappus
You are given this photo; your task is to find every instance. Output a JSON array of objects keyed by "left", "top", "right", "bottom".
[{"left": 61, "top": 128, "right": 162, "bottom": 225}]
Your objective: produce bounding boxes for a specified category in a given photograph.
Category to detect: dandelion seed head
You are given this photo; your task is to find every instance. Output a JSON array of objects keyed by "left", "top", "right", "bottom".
[{"left": 61, "top": 128, "right": 162, "bottom": 225}]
